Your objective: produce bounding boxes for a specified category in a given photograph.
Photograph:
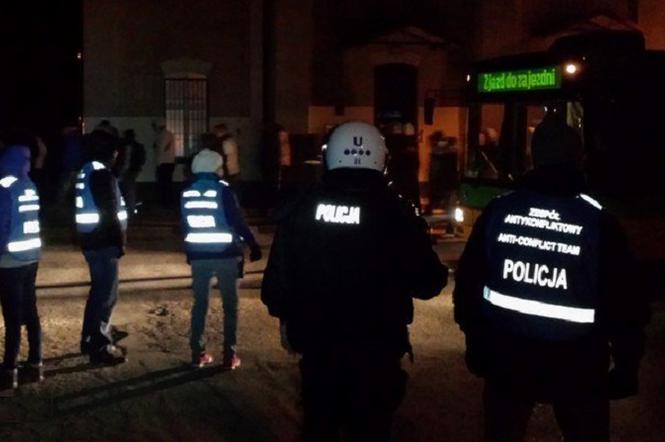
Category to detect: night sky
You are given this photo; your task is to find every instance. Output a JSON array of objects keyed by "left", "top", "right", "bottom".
[{"left": 0, "top": 1, "right": 82, "bottom": 140}]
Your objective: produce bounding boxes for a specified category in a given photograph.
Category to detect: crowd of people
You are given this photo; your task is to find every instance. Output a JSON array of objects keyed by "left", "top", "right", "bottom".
[
  {"left": 0, "top": 121, "right": 258, "bottom": 369},
  {"left": 0, "top": 119, "right": 651, "bottom": 441}
]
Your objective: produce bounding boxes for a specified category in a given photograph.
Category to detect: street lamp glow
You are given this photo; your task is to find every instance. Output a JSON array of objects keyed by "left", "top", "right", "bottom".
[
  {"left": 466, "top": 74, "right": 471, "bottom": 82},
  {"left": 565, "top": 63, "right": 578, "bottom": 75}
]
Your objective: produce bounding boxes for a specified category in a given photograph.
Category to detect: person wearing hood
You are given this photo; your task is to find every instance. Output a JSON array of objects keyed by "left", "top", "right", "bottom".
[
  {"left": 180, "top": 148, "right": 262, "bottom": 370},
  {"left": 453, "top": 114, "right": 650, "bottom": 441},
  {"left": 0, "top": 145, "right": 44, "bottom": 391},
  {"left": 75, "top": 130, "right": 128, "bottom": 366}
]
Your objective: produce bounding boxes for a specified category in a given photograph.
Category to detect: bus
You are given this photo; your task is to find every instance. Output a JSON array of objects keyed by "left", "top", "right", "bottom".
[{"left": 458, "top": 31, "right": 665, "bottom": 293}]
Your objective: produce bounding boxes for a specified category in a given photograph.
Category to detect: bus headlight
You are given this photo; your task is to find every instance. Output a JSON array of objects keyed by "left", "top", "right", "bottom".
[{"left": 454, "top": 207, "right": 465, "bottom": 223}]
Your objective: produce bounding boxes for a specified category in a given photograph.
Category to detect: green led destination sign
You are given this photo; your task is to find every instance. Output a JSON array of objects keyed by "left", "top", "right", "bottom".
[{"left": 478, "top": 66, "right": 562, "bottom": 93}]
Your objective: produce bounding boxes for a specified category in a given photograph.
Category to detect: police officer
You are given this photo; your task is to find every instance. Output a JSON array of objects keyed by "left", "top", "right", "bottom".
[
  {"left": 453, "top": 116, "right": 649, "bottom": 441},
  {"left": 0, "top": 145, "right": 44, "bottom": 391},
  {"left": 76, "top": 130, "right": 128, "bottom": 365},
  {"left": 262, "top": 122, "right": 448, "bottom": 441},
  {"left": 181, "top": 148, "right": 262, "bottom": 369}
]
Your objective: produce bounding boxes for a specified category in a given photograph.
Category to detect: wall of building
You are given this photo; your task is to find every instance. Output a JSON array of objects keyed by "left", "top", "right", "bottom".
[
  {"left": 308, "top": 106, "right": 374, "bottom": 136},
  {"left": 639, "top": 0, "right": 665, "bottom": 49},
  {"left": 83, "top": 0, "right": 263, "bottom": 181},
  {"left": 273, "top": 0, "right": 313, "bottom": 134},
  {"left": 473, "top": 0, "right": 634, "bottom": 58}
]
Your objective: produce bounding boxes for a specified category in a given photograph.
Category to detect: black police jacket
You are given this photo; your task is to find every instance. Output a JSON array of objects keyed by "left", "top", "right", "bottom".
[
  {"left": 262, "top": 169, "right": 448, "bottom": 356},
  {"left": 453, "top": 166, "right": 649, "bottom": 398}
]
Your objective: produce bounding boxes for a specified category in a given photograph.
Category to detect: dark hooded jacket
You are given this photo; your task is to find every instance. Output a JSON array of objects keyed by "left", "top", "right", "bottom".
[{"left": 0, "top": 145, "right": 33, "bottom": 257}]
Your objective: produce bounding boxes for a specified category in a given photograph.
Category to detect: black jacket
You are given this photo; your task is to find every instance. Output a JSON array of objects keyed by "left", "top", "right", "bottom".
[
  {"left": 114, "top": 140, "right": 146, "bottom": 176},
  {"left": 453, "top": 166, "right": 649, "bottom": 398},
  {"left": 78, "top": 168, "right": 126, "bottom": 254},
  {"left": 262, "top": 169, "right": 448, "bottom": 356}
]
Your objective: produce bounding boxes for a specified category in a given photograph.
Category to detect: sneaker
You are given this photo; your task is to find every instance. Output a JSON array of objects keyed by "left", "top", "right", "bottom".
[
  {"left": 222, "top": 352, "right": 241, "bottom": 370},
  {"left": 1, "top": 368, "right": 18, "bottom": 391},
  {"left": 90, "top": 345, "right": 127, "bottom": 366},
  {"left": 191, "top": 352, "right": 214, "bottom": 369}
]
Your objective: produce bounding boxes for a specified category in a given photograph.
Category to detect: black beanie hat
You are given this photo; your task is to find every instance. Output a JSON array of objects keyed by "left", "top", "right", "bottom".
[{"left": 531, "top": 114, "right": 583, "bottom": 168}]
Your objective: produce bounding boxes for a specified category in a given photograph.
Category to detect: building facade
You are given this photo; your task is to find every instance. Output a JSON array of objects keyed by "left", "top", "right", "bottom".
[
  {"left": 83, "top": 0, "right": 665, "bottom": 190},
  {"left": 84, "top": 0, "right": 264, "bottom": 182}
]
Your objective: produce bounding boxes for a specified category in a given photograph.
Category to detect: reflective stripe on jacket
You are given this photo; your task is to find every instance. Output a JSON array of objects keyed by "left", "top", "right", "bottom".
[
  {"left": 181, "top": 178, "right": 233, "bottom": 256},
  {"left": 75, "top": 161, "right": 128, "bottom": 234},
  {"left": 481, "top": 190, "right": 603, "bottom": 341},
  {"left": 0, "top": 175, "right": 42, "bottom": 261}
]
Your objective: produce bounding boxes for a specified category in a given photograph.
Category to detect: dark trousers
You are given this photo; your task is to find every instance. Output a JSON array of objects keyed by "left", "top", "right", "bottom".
[
  {"left": 300, "top": 343, "right": 407, "bottom": 442},
  {"left": 156, "top": 163, "right": 175, "bottom": 206},
  {"left": 81, "top": 249, "right": 119, "bottom": 356},
  {"left": 0, "top": 263, "right": 42, "bottom": 369},
  {"left": 483, "top": 381, "right": 610, "bottom": 442},
  {"left": 120, "top": 172, "right": 139, "bottom": 217}
]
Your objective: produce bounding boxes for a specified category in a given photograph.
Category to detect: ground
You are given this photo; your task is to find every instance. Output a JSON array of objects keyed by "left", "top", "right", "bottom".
[{"left": 1, "top": 227, "right": 664, "bottom": 442}]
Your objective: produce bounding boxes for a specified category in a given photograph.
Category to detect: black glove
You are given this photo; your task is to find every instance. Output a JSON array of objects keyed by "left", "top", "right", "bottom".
[
  {"left": 608, "top": 368, "right": 638, "bottom": 400},
  {"left": 249, "top": 243, "right": 262, "bottom": 262}
]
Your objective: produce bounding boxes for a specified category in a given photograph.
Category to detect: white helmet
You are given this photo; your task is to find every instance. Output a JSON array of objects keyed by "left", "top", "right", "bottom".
[{"left": 324, "top": 122, "right": 388, "bottom": 172}]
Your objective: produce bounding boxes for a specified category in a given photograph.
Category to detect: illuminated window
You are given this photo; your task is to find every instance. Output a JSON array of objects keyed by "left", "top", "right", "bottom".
[
  {"left": 165, "top": 79, "right": 208, "bottom": 157},
  {"left": 467, "top": 101, "right": 584, "bottom": 181}
]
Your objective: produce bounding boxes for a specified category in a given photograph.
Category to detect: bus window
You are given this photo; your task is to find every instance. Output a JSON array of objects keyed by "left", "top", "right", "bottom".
[
  {"left": 524, "top": 105, "right": 546, "bottom": 173},
  {"left": 466, "top": 101, "right": 584, "bottom": 182},
  {"left": 466, "top": 104, "right": 504, "bottom": 180}
]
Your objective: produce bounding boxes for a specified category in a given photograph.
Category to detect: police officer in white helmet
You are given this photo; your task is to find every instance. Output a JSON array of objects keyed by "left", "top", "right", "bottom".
[{"left": 262, "top": 121, "right": 448, "bottom": 441}]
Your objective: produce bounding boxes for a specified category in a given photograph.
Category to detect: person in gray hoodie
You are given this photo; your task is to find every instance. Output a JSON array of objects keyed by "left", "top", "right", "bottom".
[{"left": 0, "top": 145, "right": 44, "bottom": 392}]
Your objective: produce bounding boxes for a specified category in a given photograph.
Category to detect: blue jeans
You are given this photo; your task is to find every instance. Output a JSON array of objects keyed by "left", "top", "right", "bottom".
[
  {"left": 190, "top": 258, "right": 239, "bottom": 354},
  {"left": 82, "top": 247, "right": 120, "bottom": 356}
]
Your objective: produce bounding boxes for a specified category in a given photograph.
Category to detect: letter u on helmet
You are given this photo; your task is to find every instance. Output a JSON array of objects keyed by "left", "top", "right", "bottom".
[{"left": 324, "top": 122, "right": 388, "bottom": 172}]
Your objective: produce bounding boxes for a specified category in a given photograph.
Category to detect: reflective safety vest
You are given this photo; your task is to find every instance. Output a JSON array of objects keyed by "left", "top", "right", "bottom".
[
  {"left": 180, "top": 178, "right": 233, "bottom": 254},
  {"left": 74, "top": 161, "right": 128, "bottom": 234},
  {"left": 0, "top": 175, "right": 42, "bottom": 261},
  {"left": 481, "top": 190, "right": 603, "bottom": 341}
]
